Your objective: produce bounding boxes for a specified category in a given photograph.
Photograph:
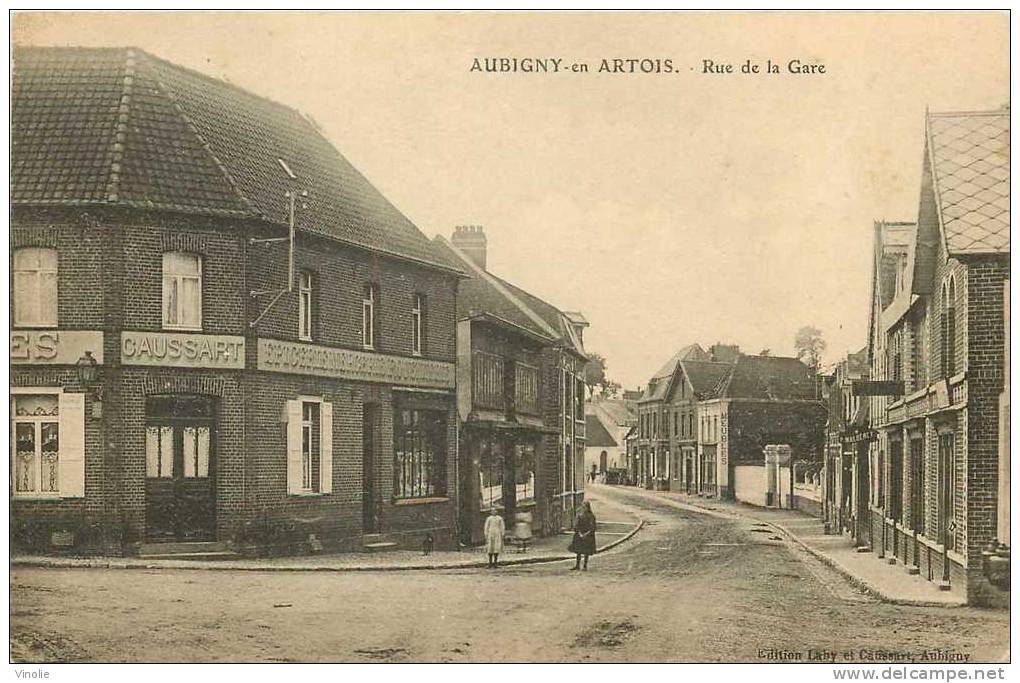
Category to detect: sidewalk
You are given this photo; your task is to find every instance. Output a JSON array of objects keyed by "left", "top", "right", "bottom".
[
  {"left": 10, "top": 490, "right": 642, "bottom": 573},
  {"left": 617, "top": 485, "right": 966, "bottom": 607}
]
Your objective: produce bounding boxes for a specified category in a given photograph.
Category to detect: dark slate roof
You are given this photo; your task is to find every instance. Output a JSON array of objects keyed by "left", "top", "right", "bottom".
[
  {"left": 12, "top": 46, "right": 453, "bottom": 270},
  {"left": 640, "top": 344, "right": 707, "bottom": 402},
  {"left": 651, "top": 344, "right": 706, "bottom": 379},
  {"left": 927, "top": 109, "right": 1010, "bottom": 255},
  {"left": 679, "top": 360, "right": 734, "bottom": 399},
  {"left": 585, "top": 414, "right": 618, "bottom": 448},
  {"left": 494, "top": 275, "right": 587, "bottom": 358},
  {"left": 432, "top": 238, "right": 555, "bottom": 342},
  {"left": 716, "top": 355, "right": 817, "bottom": 401}
]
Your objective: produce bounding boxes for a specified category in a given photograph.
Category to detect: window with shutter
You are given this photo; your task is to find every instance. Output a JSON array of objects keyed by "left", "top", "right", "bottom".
[
  {"left": 285, "top": 399, "right": 303, "bottom": 494},
  {"left": 10, "top": 390, "right": 83, "bottom": 499},
  {"left": 287, "top": 398, "right": 331, "bottom": 495},
  {"left": 320, "top": 401, "right": 333, "bottom": 494}
]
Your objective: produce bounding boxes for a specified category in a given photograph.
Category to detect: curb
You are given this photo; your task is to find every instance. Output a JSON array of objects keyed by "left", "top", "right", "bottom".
[
  {"left": 10, "top": 517, "right": 644, "bottom": 574},
  {"left": 621, "top": 487, "right": 964, "bottom": 608},
  {"left": 759, "top": 518, "right": 965, "bottom": 608}
]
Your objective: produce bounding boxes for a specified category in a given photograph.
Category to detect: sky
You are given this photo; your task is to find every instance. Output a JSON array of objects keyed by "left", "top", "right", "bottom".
[{"left": 13, "top": 11, "right": 1009, "bottom": 390}]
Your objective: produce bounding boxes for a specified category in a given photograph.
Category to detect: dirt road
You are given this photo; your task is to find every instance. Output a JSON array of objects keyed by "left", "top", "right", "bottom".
[{"left": 10, "top": 486, "right": 1009, "bottom": 663}]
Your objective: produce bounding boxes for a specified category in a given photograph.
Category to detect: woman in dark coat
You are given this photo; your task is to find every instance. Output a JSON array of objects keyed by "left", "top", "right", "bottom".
[{"left": 568, "top": 501, "right": 597, "bottom": 570}]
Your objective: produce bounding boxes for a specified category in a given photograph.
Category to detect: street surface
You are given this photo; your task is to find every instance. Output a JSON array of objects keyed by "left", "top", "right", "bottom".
[{"left": 10, "top": 486, "right": 1009, "bottom": 663}]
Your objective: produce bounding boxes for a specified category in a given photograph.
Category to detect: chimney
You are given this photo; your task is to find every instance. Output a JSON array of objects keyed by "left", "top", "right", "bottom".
[{"left": 451, "top": 225, "right": 487, "bottom": 270}]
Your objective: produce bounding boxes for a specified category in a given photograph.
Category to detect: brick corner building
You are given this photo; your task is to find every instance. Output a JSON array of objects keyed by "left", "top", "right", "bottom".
[{"left": 11, "top": 46, "right": 463, "bottom": 557}]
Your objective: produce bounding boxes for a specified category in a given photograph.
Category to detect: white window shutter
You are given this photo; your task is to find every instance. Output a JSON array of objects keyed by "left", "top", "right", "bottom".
[
  {"left": 320, "top": 401, "right": 333, "bottom": 494},
  {"left": 58, "top": 392, "right": 86, "bottom": 498},
  {"left": 286, "top": 399, "right": 303, "bottom": 494}
]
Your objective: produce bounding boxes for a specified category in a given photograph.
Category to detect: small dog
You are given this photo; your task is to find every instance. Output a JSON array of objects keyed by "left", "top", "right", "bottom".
[{"left": 422, "top": 533, "right": 434, "bottom": 556}]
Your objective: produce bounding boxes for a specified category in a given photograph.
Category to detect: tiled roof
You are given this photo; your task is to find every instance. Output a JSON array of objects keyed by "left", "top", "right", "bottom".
[
  {"left": 717, "top": 355, "right": 817, "bottom": 401},
  {"left": 585, "top": 414, "right": 618, "bottom": 448},
  {"left": 494, "top": 276, "right": 587, "bottom": 358},
  {"left": 12, "top": 46, "right": 452, "bottom": 270},
  {"left": 927, "top": 110, "right": 1010, "bottom": 255},
  {"left": 591, "top": 398, "right": 637, "bottom": 427},
  {"left": 432, "top": 238, "right": 555, "bottom": 342},
  {"left": 679, "top": 360, "right": 734, "bottom": 399},
  {"left": 651, "top": 344, "right": 706, "bottom": 380}
]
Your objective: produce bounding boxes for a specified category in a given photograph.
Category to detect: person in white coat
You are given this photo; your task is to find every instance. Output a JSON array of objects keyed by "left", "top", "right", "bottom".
[{"left": 484, "top": 508, "right": 506, "bottom": 568}]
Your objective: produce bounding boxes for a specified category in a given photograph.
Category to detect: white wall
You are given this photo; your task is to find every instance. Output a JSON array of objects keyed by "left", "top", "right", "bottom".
[{"left": 734, "top": 464, "right": 794, "bottom": 508}]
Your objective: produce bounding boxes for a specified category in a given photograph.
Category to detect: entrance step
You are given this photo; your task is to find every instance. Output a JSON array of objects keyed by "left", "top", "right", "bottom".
[
  {"left": 137, "top": 540, "right": 238, "bottom": 560},
  {"left": 361, "top": 533, "right": 399, "bottom": 553}
]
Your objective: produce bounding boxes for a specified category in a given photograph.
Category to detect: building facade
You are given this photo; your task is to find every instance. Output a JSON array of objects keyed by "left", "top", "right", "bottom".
[
  {"left": 635, "top": 344, "right": 709, "bottom": 488},
  {"left": 699, "top": 354, "right": 826, "bottom": 504},
  {"left": 434, "top": 227, "right": 588, "bottom": 543},
  {"left": 11, "top": 47, "right": 462, "bottom": 556},
  {"left": 584, "top": 396, "right": 637, "bottom": 482},
  {"left": 864, "top": 110, "right": 1009, "bottom": 605},
  {"left": 821, "top": 348, "right": 871, "bottom": 539}
]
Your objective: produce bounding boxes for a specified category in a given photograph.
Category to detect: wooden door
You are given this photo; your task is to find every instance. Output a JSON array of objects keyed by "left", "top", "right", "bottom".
[
  {"left": 362, "top": 404, "right": 379, "bottom": 533},
  {"left": 145, "top": 396, "right": 216, "bottom": 541}
]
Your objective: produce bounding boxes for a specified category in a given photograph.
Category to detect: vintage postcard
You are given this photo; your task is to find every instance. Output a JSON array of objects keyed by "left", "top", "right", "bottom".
[{"left": 7, "top": 9, "right": 1011, "bottom": 671}]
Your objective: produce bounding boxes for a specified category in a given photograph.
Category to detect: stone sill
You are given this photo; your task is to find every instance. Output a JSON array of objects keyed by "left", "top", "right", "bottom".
[{"left": 392, "top": 497, "right": 450, "bottom": 506}]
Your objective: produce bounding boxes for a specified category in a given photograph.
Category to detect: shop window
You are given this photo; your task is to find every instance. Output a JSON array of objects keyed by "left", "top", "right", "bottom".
[
  {"left": 362, "top": 284, "right": 378, "bottom": 350},
  {"left": 938, "top": 433, "right": 956, "bottom": 550},
  {"left": 162, "top": 252, "right": 202, "bottom": 330},
  {"left": 876, "top": 449, "right": 885, "bottom": 508},
  {"left": 889, "top": 440, "right": 903, "bottom": 520},
  {"left": 298, "top": 270, "right": 314, "bottom": 341},
  {"left": 516, "top": 443, "right": 536, "bottom": 503},
  {"left": 11, "top": 391, "right": 84, "bottom": 498},
  {"left": 285, "top": 398, "right": 333, "bottom": 495},
  {"left": 13, "top": 247, "right": 58, "bottom": 328},
  {"left": 411, "top": 293, "right": 424, "bottom": 356},
  {"left": 479, "top": 439, "right": 504, "bottom": 509},
  {"left": 909, "top": 436, "right": 925, "bottom": 534},
  {"left": 394, "top": 409, "right": 446, "bottom": 499}
]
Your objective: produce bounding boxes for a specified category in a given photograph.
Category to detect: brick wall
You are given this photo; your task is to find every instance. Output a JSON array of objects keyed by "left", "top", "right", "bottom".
[
  {"left": 963, "top": 256, "right": 1009, "bottom": 602},
  {"left": 247, "top": 227, "right": 457, "bottom": 363},
  {"left": 9, "top": 206, "right": 461, "bottom": 555}
]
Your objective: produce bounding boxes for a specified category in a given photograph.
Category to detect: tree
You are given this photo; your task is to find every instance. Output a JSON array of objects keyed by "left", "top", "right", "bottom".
[
  {"left": 600, "top": 380, "right": 622, "bottom": 399},
  {"left": 583, "top": 353, "right": 607, "bottom": 398},
  {"left": 583, "top": 353, "right": 622, "bottom": 399},
  {"left": 794, "top": 326, "right": 826, "bottom": 373}
]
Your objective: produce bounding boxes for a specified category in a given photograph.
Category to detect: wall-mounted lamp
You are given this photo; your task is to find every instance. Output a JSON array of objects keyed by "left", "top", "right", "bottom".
[{"left": 76, "top": 351, "right": 103, "bottom": 419}]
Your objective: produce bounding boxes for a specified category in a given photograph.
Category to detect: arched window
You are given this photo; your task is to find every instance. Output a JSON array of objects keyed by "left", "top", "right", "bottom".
[
  {"left": 941, "top": 277, "right": 956, "bottom": 378},
  {"left": 162, "top": 252, "right": 202, "bottom": 330},
  {"left": 13, "top": 247, "right": 58, "bottom": 327}
]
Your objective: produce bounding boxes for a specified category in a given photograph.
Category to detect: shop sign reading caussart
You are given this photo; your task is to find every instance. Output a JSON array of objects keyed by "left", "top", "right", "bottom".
[
  {"left": 10, "top": 330, "right": 105, "bottom": 364},
  {"left": 121, "top": 331, "right": 245, "bottom": 369},
  {"left": 257, "top": 338, "right": 455, "bottom": 389}
]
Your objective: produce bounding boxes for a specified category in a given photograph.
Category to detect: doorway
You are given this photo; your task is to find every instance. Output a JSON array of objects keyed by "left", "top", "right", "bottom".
[
  {"left": 144, "top": 395, "right": 216, "bottom": 541},
  {"left": 362, "top": 403, "right": 380, "bottom": 534}
]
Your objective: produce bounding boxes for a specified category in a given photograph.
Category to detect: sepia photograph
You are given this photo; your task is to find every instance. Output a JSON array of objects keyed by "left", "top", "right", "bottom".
[{"left": 6, "top": 9, "right": 1012, "bottom": 671}]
